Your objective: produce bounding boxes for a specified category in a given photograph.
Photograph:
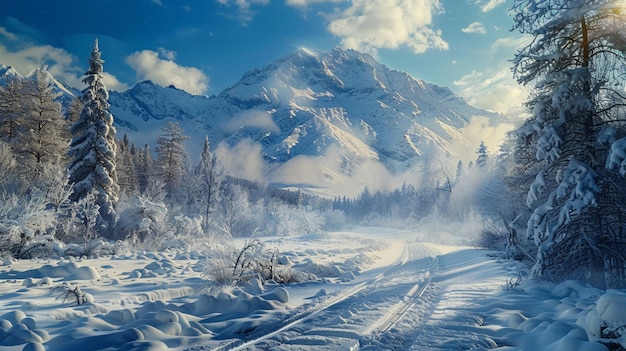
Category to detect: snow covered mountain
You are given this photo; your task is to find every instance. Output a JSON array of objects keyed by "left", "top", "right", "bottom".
[
  {"left": 0, "top": 49, "right": 500, "bottom": 191},
  {"left": 109, "top": 48, "right": 499, "bottom": 174},
  {"left": 0, "top": 64, "right": 21, "bottom": 85}
]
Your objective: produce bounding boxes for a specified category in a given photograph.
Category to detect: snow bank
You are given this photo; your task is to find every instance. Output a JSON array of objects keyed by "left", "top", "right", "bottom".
[{"left": 473, "top": 280, "right": 614, "bottom": 351}]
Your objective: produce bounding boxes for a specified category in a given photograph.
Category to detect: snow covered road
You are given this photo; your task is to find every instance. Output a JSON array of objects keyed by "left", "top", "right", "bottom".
[
  {"left": 202, "top": 238, "right": 520, "bottom": 351},
  {"left": 220, "top": 241, "right": 437, "bottom": 350}
]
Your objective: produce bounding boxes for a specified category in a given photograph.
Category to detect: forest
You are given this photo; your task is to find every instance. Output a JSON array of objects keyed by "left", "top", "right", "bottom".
[{"left": 1, "top": 0, "right": 626, "bottom": 294}]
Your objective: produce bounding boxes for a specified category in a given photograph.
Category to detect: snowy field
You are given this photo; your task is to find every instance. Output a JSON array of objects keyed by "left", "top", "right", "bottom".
[{"left": 0, "top": 227, "right": 622, "bottom": 351}]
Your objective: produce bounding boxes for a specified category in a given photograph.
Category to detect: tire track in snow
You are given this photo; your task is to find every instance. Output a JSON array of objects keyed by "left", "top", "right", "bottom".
[
  {"left": 209, "top": 241, "right": 437, "bottom": 351},
  {"left": 364, "top": 257, "right": 436, "bottom": 336}
]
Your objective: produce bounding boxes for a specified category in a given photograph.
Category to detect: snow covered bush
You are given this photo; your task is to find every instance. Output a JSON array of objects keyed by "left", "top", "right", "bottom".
[
  {"left": 0, "top": 185, "right": 68, "bottom": 258},
  {"left": 202, "top": 238, "right": 299, "bottom": 288},
  {"left": 114, "top": 196, "right": 167, "bottom": 241},
  {"left": 264, "top": 201, "right": 325, "bottom": 236}
]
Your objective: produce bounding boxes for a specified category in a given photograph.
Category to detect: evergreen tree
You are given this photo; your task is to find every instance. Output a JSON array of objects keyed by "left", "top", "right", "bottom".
[
  {"left": 511, "top": 0, "right": 626, "bottom": 287},
  {"left": 68, "top": 39, "right": 119, "bottom": 236},
  {"left": 116, "top": 134, "right": 139, "bottom": 197},
  {"left": 455, "top": 160, "right": 463, "bottom": 184},
  {"left": 154, "top": 121, "right": 188, "bottom": 203},
  {"left": 475, "top": 140, "right": 489, "bottom": 168},
  {"left": 0, "top": 76, "right": 26, "bottom": 142},
  {"left": 136, "top": 144, "right": 153, "bottom": 195},
  {"left": 19, "top": 68, "right": 68, "bottom": 168},
  {"left": 195, "top": 136, "right": 223, "bottom": 231}
]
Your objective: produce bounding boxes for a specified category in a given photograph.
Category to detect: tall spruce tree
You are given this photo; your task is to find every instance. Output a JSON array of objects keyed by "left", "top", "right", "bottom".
[
  {"left": 511, "top": 0, "right": 626, "bottom": 287},
  {"left": 68, "top": 39, "right": 119, "bottom": 236},
  {"left": 155, "top": 121, "right": 188, "bottom": 203}
]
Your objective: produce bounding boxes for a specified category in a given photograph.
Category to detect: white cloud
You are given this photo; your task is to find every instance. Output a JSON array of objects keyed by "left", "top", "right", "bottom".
[
  {"left": 326, "top": 0, "right": 448, "bottom": 55},
  {"left": 215, "top": 138, "right": 268, "bottom": 183},
  {"left": 157, "top": 47, "right": 176, "bottom": 60},
  {"left": 125, "top": 49, "right": 209, "bottom": 95},
  {"left": 222, "top": 110, "right": 280, "bottom": 133},
  {"left": 215, "top": 0, "right": 270, "bottom": 23},
  {"left": 0, "top": 27, "right": 18, "bottom": 41},
  {"left": 462, "top": 21, "right": 486, "bottom": 34},
  {"left": 490, "top": 35, "right": 533, "bottom": 53},
  {"left": 102, "top": 72, "right": 130, "bottom": 92},
  {"left": 472, "top": 0, "right": 506, "bottom": 12},
  {"left": 453, "top": 67, "right": 527, "bottom": 114}
]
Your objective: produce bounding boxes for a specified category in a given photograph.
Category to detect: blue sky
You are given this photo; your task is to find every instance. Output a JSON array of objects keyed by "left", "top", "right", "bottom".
[{"left": 0, "top": 0, "right": 528, "bottom": 113}]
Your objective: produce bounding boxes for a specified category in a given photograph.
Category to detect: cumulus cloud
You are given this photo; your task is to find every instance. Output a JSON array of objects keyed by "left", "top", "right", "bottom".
[
  {"left": 125, "top": 49, "right": 208, "bottom": 95},
  {"left": 326, "top": 0, "right": 448, "bottom": 55},
  {"left": 462, "top": 21, "right": 486, "bottom": 34},
  {"left": 453, "top": 67, "right": 527, "bottom": 114},
  {"left": 222, "top": 110, "right": 280, "bottom": 133}
]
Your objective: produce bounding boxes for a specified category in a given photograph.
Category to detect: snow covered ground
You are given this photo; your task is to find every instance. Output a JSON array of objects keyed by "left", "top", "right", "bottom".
[{"left": 0, "top": 227, "right": 621, "bottom": 351}]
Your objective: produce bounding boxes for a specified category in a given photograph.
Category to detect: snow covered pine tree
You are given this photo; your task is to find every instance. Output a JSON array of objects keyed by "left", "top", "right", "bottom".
[
  {"left": 511, "top": 0, "right": 626, "bottom": 288},
  {"left": 68, "top": 39, "right": 119, "bottom": 237}
]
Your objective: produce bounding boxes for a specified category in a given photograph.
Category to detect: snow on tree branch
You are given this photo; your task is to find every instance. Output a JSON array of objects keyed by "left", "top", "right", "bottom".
[
  {"left": 556, "top": 159, "right": 598, "bottom": 225},
  {"left": 606, "top": 136, "right": 626, "bottom": 175}
]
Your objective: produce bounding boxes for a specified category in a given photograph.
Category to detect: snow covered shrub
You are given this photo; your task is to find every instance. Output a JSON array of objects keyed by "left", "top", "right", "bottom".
[
  {"left": 202, "top": 238, "right": 287, "bottom": 287},
  {"left": 60, "top": 239, "right": 121, "bottom": 258},
  {"left": 0, "top": 186, "right": 66, "bottom": 258},
  {"left": 114, "top": 196, "right": 167, "bottom": 241},
  {"left": 202, "top": 242, "right": 237, "bottom": 286},
  {"left": 162, "top": 214, "right": 204, "bottom": 249},
  {"left": 16, "top": 235, "right": 58, "bottom": 259}
]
